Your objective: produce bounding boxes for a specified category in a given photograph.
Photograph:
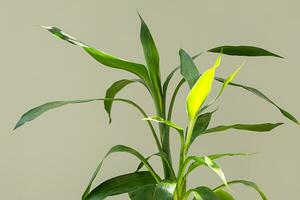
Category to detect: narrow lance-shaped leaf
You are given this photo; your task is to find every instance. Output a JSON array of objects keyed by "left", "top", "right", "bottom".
[
  {"left": 152, "top": 181, "right": 177, "bottom": 200},
  {"left": 104, "top": 79, "right": 145, "bottom": 123},
  {"left": 42, "top": 26, "right": 152, "bottom": 87},
  {"left": 208, "top": 45, "right": 283, "bottom": 58},
  {"left": 214, "top": 180, "right": 268, "bottom": 200},
  {"left": 14, "top": 98, "right": 147, "bottom": 130},
  {"left": 186, "top": 54, "right": 222, "bottom": 120},
  {"left": 129, "top": 185, "right": 155, "bottom": 200},
  {"left": 82, "top": 145, "right": 161, "bottom": 200},
  {"left": 179, "top": 49, "right": 200, "bottom": 88},
  {"left": 215, "top": 77, "right": 300, "bottom": 125},
  {"left": 84, "top": 171, "right": 156, "bottom": 200},
  {"left": 202, "top": 122, "right": 284, "bottom": 135},
  {"left": 139, "top": 14, "right": 163, "bottom": 109}
]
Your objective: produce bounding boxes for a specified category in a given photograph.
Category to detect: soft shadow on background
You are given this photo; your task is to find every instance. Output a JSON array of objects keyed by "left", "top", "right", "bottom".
[{"left": 1, "top": 0, "right": 299, "bottom": 199}]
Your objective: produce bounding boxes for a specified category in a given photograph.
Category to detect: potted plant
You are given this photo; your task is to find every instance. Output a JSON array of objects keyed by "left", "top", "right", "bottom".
[{"left": 14, "top": 15, "right": 299, "bottom": 200}]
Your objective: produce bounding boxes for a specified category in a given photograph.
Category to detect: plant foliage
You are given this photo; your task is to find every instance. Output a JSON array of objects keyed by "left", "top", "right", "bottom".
[{"left": 15, "top": 15, "right": 299, "bottom": 200}]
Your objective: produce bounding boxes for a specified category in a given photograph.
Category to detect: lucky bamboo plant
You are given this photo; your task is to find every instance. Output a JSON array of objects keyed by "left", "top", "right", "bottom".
[{"left": 15, "top": 15, "right": 299, "bottom": 200}]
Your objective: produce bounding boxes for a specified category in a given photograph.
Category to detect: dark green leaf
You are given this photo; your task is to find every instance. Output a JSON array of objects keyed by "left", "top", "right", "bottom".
[
  {"left": 153, "top": 181, "right": 176, "bottom": 200},
  {"left": 104, "top": 79, "right": 144, "bottom": 123},
  {"left": 42, "top": 26, "right": 152, "bottom": 86},
  {"left": 202, "top": 122, "right": 284, "bottom": 135},
  {"left": 139, "top": 14, "right": 163, "bottom": 109},
  {"left": 85, "top": 171, "right": 156, "bottom": 200},
  {"left": 214, "top": 190, "right": 234, "bottom": 200},
  {"left": 129, "top": 185, "right": 155, "bottom": 200},
  {"left": 191, "top": 186, "right": 219, "bottom": 200},
  {"left": 14, "top": 98, "right": 148, "bottom": 130},
  {"left": 82, "top": 145, "right": 161, "bottom": 199},
  {"left": 208, "top": 45, "right": 283, "bottom": 58},
  {"left": 215, "top": 77, "right": 299, "bottom": 125},
  {"left": 190, "top": 110, "right": 216, "bottom": 144},
  {"left": 214, "top": 180, "right": 267, "bottom": 200},
  {"left": 179, "top": 49, "right": 200, "bottom": 89}
]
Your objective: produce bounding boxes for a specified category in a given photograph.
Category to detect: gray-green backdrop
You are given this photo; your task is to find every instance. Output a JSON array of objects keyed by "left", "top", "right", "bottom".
[{"left": 1, "top": 0, "right": 299, "bottom": 199}]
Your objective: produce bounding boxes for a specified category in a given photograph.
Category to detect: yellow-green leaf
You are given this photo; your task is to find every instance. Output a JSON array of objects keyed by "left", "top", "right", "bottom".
[{"left": 186, "top": 54, "right": 222, "bottom": 120}]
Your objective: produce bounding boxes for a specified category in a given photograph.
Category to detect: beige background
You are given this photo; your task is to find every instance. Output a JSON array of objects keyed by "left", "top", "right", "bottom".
[{"left": 1, "top": 0, "right": 299, "bottom": 199}]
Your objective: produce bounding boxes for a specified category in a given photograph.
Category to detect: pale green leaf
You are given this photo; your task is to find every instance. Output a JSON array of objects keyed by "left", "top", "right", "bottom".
[{"left": 214, "top": 190, "right": 235, "bottom": 200}]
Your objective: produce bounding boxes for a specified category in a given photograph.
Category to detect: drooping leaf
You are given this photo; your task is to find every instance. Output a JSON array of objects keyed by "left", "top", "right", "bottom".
[
  {"left": 104, "top": 79, "right": 144, "bottom": 123},
  {"left": 179, "top": 49, "right": 200, "bottom": 89},
  {"left": 214, "top": 180, "right": 267, "bottom": 200},
  {"left": 190, "top": 186, "right": 220, "bottom": 200},
  {"left": 215, "top": 77, "right": 300, "bottom": 125},
  {"left": 186, "top": 156, "right": 227, "bottom": 186},
  {"left": 202, "top": 122, "right": 284, "bottom": 135},
  {"left": 153, "top": 181, "right": 177, "bottom": 200},
  {"left": 82, "top": 145, "right": 161, "bottom": 199},
  {"left": 84, "top": 171, "right": 156, "bottom": 200},
  {"left": 186, "top": 54, "right": 222, "bottom": 120},
  {"left": 139, "top": 14, "right": 163, "bottom": 109},
  {"left": 190, "top": 110, "right": 216, "bottom": 144},
  {"left": 214, "top": 190, "right": 235, "bottom": 200},
  {"left": 208, "top": 45, "right": 283, "bottom": 58},
  {"left": 129, "top": 185, "right": 155, "bottom": 200},
  {"left": 42, "top": 26, "right": 152, "bottom": 86},
  {"left": 14, "top": 98, "right": 147, "bottom": 130}
]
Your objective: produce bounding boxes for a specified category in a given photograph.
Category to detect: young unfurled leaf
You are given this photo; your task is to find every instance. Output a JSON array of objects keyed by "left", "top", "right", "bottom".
[
  {"left": 84, "top": 171, "right": 156, "bottom": 200},
  {"left": 152, "top": 181, "right": 177, "bottom": 200},
  {"left": 104, "top": 79, "right": 145, "bottom": 123},
  {"left": 214, "top": 190, "right": 235, "bottom": 200},
  {"left": 186, "top": 54, "right": 222, "bottom": 120},
  {"left": 42, "top": 26, "right": 152, "bottom": 87},
  {"left": 208, "top": 45, "right": 283, "bottom": 58},
  {"left": 82, "top": 145, "right": 161, "bottom": 199},
  {"left": 179, "top": 49, "right": 200, "bottom": 89},
  {"left": 214, "top": 180, "right": 267, "bottom": 200}
]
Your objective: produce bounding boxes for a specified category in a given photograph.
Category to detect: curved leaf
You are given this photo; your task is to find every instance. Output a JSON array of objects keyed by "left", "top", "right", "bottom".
[
  {"left": 104, "top": 79, "right": 144, "bottom": 123},
  {"left": 179, "top": 49, "right": 200, "bottom": 89},
  {"left": 82, "top": 145, "right": 161, "bottom": 199},
  {"left": 42, "top": 26, "right": 152, "bottom": 86},
  {"left": 190, "top": 186, "right": 219, "bottom": 200},
  {"left": 129, "top": 185, "right": 155, "bottom": 200},
  {"left": 214, "top": 190, "right": 234, "bottom": 200},
  {"left": 202, "top": 122, "right": 284, "bottom": 135},
  {"left": 153, "top": 181, "right": 177, "bottom": 200},
  {"left": 14, "top": 98, "right": 148, "bottom": 130},
  {"left": 208, "top": 45, "right": 283, "bottom": 58},
  {"left": 186, "top": 54, "right": 222, "bottom": 120},
  {"left": 85, "top": 171, "right": 156, "bottom": 200},
  {"left": 214, "top": 180, "right": 267, "bottom": 200},
  {"left": 214, "top": 77, "right": 299, "bottom": 125}
]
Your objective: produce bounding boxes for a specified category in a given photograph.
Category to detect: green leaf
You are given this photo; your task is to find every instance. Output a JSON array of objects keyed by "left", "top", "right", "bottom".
[
  {"left": 104, "top": 79, "right": 144, "bottom": 123},
  {"left": 153, "top": 181, "right": 177, "bottom": 200},
  {"left": 14, "top": 98, "right": 147, "bottom": 130},
  {"left": 208, "top": 45, "right": 283, "bottom": 58},
  {"left": 202, "top": 122, "right": 284, "bottom": 135},
  {"left": 214, "top": 180, "right": 267, "bottom": 200},
  {"left": 190, "top": 110, "right": 216, "bottom": 144},
  {"left": 129, "top": 185, "right": 155, "bottom": 200},
  {"left": 215, "top": 77, "right": 300, "bottom": 125},
  {"left": 214, "top": 190, "right": 234, "bottom": 200},
  {"left": 42, "top": 26, "right": 152, "bottom": 86},
  {"left": 179, "top": 49, "right": 200, "bottom": 89},
  {"left": 186, "top": 156, "right": 227, "bottom": 186},
  {"left": 191, "top": 186, "right": 220, "bottom": 200},
  {"left": 84, "top": 171, "right": 156, "bottom": 200},
  {"left": 186, "top": 54, "right": 222, "bottom": 120},
  {"left": 139, "top": 14, "right": 163, "bottom": 109},
  {"left": 82, "top": 145, "right": 161, "bottom": 199}
]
